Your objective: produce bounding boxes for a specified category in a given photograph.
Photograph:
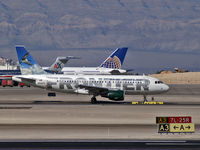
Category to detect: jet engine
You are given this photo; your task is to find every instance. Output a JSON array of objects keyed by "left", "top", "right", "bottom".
[{"left": 101, "top": 90, "right": 124, "bottom": 101}]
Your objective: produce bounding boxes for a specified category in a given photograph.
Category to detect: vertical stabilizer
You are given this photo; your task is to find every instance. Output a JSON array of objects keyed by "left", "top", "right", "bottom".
[
  {"left": 48, "top": 56, "right": 80, "bottom": 73},
  {"left": 100, "top": 47, "right": 128, "bottom": 69},
  {"left": 48, "top": 57, "right": 67, "bottom": 73},
  {"left": 16, "top": 46, "right": 48, "bottom": 75}
]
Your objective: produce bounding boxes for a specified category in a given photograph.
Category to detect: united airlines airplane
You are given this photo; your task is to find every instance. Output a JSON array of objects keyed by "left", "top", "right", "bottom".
[
  {"left": 61, "top": 47, "right": 128, "bottom": 75},
  {"left": 12, "top": 46, "right": 169, "bottom": 103}
]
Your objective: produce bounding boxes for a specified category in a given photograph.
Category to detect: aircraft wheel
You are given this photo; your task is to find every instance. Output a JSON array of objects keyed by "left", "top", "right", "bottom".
[
  {"left": 143, "top": 95, "right": 148, "bottom": 102},
  {"left": 91, "top": 97, "right": 97, "bottom": 104},
  {"left": 48, "top": 92, "right": 56, "bottom": 97}
]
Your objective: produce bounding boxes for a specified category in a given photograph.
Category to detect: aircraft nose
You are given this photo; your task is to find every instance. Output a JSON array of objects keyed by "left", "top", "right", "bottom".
[{"left": 164, "top": 84, "right": 170, "bottom": 91}]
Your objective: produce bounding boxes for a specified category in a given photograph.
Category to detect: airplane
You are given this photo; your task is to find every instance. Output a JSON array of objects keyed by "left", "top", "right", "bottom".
[
  {"left": 61, "top": 47, "right": 128, "bottom": 75},
  {"left": 12, "top": 46, "right": 170, "bottom": 103}
]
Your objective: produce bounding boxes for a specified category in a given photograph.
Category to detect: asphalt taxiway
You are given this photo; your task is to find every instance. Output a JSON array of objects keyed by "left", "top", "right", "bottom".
[{"left": 0, "top": 85, "right": 199, "bottom": 141}]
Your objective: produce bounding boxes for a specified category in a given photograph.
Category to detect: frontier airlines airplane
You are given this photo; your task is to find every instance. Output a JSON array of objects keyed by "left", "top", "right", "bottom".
[{"left": 12, "top": 46, "right": 169, "bottom": 103}]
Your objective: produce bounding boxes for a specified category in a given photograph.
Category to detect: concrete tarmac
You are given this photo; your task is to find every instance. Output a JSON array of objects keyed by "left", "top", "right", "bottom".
[{"left": 0, "top": 86, "right": 199, "bottom": 140}]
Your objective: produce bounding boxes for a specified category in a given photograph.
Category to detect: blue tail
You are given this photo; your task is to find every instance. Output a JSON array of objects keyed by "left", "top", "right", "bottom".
[
  {"left": 100, "top": 47, "right": 128, "bottom": 69},
  {"left": 16, "top": 46, "right": 48, "bottom": 75}
]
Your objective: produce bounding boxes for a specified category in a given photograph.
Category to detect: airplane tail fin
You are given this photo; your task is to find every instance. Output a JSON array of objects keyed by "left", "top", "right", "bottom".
[
  {"left": 48, "top": 56, "right": 80, "bottom": 73},
  {"left": 16, "top": 46, "right": 48, "bottom": 75},
  {"left": 100, "top": 47, "right": 128, "bottom": 69}
]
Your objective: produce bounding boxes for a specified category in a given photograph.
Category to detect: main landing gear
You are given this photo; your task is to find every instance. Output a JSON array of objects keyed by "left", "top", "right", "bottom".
[
  {"left": 143, "top": 95, "right": 155, "bottom": 102},
  {"left": 91, "top": 96, "right": 97, "bottom": 104},
  {"left": 143, "top": 95, "right": 147, "bottom": 102}
]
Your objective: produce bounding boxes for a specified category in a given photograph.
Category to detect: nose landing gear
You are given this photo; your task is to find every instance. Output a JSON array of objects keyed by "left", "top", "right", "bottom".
[
  {"left": 91, "top": 96, "right": 97, "bottom": 104},
  {"left": 143, "top": 95, "right": 147, "bottom": 102}
]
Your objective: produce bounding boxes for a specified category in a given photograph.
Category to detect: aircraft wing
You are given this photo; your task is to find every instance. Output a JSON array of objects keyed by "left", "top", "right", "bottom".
[
  {"left": 78, "top": 84, "right": 109, "bottom": 95},
  {"left": 17, "top": 77, "right": 35, "bottom": 84}
]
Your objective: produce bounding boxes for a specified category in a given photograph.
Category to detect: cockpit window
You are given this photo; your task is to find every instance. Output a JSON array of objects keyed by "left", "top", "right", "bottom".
[{"left": 155, "top": 81, "right": 163, "bottom": 84}]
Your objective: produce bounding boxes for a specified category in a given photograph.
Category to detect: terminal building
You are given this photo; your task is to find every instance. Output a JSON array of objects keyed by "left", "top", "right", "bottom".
[
  {"left": 0, "top": 57, "right": 21, "bottom": 87},
  {"left": 0, "top": 57, "right": 21, "bottom": 75}
]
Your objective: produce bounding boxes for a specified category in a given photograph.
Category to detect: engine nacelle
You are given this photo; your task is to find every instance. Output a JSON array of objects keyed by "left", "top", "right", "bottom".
[{"left": 102, "top": 90, "right": 124, "bottom": 101}]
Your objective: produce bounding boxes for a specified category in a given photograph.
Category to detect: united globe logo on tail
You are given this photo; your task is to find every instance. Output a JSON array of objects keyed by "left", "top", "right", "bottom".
[
  {"left": 100, "top": 47, "right": 128, "bottom": 69},
  {"left": 101, "top": 56, "right": 121, "bottom": 69}
]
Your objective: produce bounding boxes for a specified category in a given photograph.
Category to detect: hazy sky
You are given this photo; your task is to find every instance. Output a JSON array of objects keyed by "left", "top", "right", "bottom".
[{"left": 1, "top": 0, "right": 200, "bottom": 73}]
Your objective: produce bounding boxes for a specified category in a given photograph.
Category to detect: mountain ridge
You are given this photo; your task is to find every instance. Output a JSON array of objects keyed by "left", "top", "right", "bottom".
[{"left": 0, "top": 0, "right": 200, "bottom": 53}]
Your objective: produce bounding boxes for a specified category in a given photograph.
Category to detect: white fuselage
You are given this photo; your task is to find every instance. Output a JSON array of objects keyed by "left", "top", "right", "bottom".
[
  {"left": 12, "top": 74, "right": 169, "bottom": 95},
  {"left": 61, "top": 67, "right": 127, "bottom": 75}
]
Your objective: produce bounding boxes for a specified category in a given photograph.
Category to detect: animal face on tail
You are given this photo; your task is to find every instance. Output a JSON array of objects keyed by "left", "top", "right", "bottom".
[{"left": 16, "top": 46, "right": 48, "bottom": 75}]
